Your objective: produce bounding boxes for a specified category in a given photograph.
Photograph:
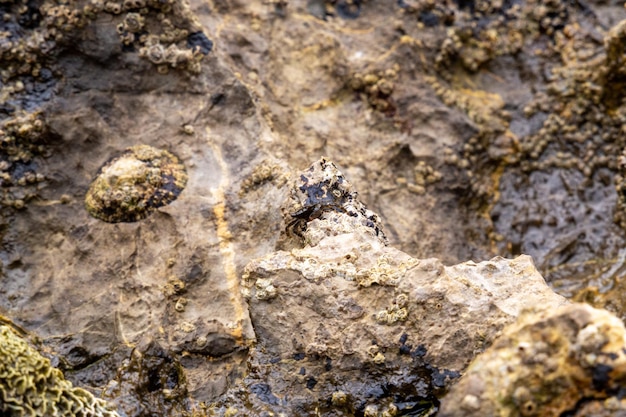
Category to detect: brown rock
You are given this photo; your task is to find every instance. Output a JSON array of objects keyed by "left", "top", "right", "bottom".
[{"left": 439, "top": 303, "right": 626, "bottom": 417}]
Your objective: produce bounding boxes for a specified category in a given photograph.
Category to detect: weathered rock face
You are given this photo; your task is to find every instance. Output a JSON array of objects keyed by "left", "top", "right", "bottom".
[
  {"left": 4, "top": 0, "right": 626, "bottom": 415},
  {"left": 209, "top": 159, "right": 568, "bottom": 416},
  {"left": 439, "top": 303, "right": 626, "bottom": 417}
]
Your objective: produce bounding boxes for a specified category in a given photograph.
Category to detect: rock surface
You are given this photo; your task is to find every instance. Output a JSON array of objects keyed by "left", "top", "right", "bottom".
[
  {"left": 3, "top": 0, "right": 626, "bottom": 416},
  {"left": 439, "top": 303, "right": 626, "bottom": 417},
  {"left": 208, "top": 159, "right": 568, "bottom": 416}
]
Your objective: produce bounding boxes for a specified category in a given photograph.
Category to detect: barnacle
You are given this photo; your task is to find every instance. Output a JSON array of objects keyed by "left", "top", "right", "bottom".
[
  {"left": 85, "top": 144, "right": 187, "bottom": 223},
  {"left": 104, "top": 1, "right": 122, "bottom": 14},
  {"left": 122, "top": 0, "right": 146, "bottom": 10},
  {"left": 122, "top": 12, "right": 144, "bottom": 33},
  {"left": 350, "top": 66, "right": 398, "bottom": 113}
]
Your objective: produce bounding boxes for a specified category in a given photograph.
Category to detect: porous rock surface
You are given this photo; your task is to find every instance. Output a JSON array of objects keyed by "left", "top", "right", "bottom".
[
  {"left": 206, "top": 160, "right": 569, "bottom": 416},
  {"left": 439, "top": 303, "right": 626, "bottom": 417}
]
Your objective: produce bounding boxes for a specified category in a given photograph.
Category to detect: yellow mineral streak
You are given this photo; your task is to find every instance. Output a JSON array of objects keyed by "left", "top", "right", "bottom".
[{"left": 207, "top": 128, "right": 251, "bottom": 345}]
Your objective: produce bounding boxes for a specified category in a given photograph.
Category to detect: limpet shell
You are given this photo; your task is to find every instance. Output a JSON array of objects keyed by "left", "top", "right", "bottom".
[{"left": 85, "top": 145, "right": 187, "bottom": 223}]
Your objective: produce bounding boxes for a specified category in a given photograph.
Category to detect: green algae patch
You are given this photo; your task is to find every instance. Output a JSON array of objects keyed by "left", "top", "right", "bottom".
[{"left": 0, "top": 325, "right": 120, "bottom": 417}]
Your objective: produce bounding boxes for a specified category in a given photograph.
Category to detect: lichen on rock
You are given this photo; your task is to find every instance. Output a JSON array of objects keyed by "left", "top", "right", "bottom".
[
  {"left": 85, "top": 144, "right": 187, "bottom": 223},
  {"left": 0, "top": 325, "right": 120, "bottom": 417}
]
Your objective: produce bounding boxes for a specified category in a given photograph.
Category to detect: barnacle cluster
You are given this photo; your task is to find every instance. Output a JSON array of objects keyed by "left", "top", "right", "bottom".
[
  {"left": 349, "top": 66, "right": 398, "bottom": 114},
  {"left": 0, "top": 0, "right": 87, "bottom": 83},
  {"left": 399, "top": 160, "right": 442, "bottom": 195},
  {"left": 239, "top": 161, "right": 287, "bottom": 196},
  {"left": 85, "top": 144, "right": 187, "bottom": 223},
  {"left": 439, "top": 304, "right": 626, "bottom": 417},
  {"left": 431, "top": 1, "right": 625, "bottom": 172},
  {"left": 0, "top": 112, "right": 48, "bottom": 210},
  {"left": 424, "top": 1, "right": 626, "bottom": 250},
  {"left": 108, "top": 0, "right": 213, "bottom": 73},
  {"left": 375, "top": 293, "right": 409, "bottom": 325},
  {"left": 0, "top": 0, "right": 210, "bottom": 95},
  {"left": 508, "top": 26, "right": 622, "bottom": 178},
  {"left": 0, "top": 325, "right": 120, "bottom": 416},
  {"left": 435, "top": 0, "right": 569, "bottom": 73},
  {"left": 375, "top": 305, "right": 408, "bottom": 325},
  {"left": 87, "top": 0, "right": 212, "bottom": 73},
  {"left": 0, "top": 0, "right": 73, "bottom": 212},
  {"left": 0, "top": 0, "right": 211, "bottom": 215}
]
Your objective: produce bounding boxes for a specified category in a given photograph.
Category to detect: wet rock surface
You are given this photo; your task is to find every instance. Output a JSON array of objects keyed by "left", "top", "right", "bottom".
[{"left": 2, "top": 0, "right": 626, "bottom": 416}]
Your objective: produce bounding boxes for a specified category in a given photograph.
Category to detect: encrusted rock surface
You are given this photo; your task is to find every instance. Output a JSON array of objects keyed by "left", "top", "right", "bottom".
[
  {"left": 281, "top": 157, "right": 387, "bottom": 246},
  {"left": 439, "top": 303, "right": 626, "bottom": 417},
  {"left": 208, "top": 159, "right": 568, "bottom": 416},
  {"left": 3, "top": 0, "right": 626, "bottom": 416}
]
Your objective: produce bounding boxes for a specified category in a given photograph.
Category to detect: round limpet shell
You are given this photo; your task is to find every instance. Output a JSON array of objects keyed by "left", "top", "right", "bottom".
[{"left": 85, "top": 145, "right": 188, "bottom": 223}]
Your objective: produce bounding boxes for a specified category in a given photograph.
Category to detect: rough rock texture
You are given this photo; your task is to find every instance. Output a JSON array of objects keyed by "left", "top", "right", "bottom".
[
  {"left": 573, "top": 397, "right": 626, "bottom": 417},
  {"left": 439, "top": 303, "right": 626, "bottom": 417},
  {"left": 281, "top": 157, "right": 387, "bottom": 246},
  {"left": 207, "top": 160, "right": 568, "bottom": 416},
  {"left": 0, "top": 325, "right": 119, "bottom": 417},
  {"left": 3, "top": 0, "right": 626, "bottom": 416}
]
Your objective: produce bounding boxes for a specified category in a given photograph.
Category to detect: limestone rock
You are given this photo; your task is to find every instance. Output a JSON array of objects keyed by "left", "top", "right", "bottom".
[
  {"left": 439, "top": 303, "right": 626, "bottom": 417},
  {"left": 213, "top": 160, "right": 569, "bottom": 415},
  {"left": 572, "top": 398, "right": 626, "bottom": 417}
]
